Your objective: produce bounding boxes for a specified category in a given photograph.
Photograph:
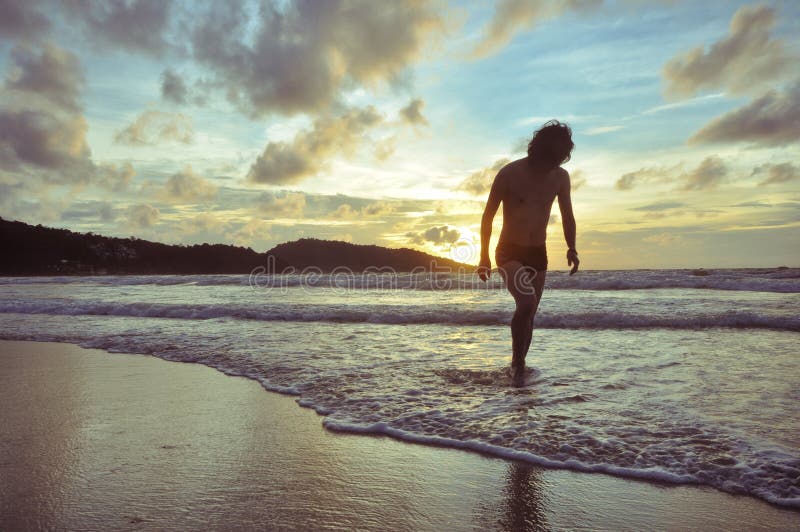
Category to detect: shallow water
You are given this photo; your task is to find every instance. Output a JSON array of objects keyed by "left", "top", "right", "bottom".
[{"left": 1, "top": 269, "right": 798, "bottom": 508}]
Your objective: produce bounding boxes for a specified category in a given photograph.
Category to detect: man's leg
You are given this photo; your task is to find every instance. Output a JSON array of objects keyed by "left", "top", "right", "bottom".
[
  {"left": 522, "top": 270, "right": 546, "bottom": 364},
  {"left": 499, "top": 262, "right": 546, "bottom": 369}
]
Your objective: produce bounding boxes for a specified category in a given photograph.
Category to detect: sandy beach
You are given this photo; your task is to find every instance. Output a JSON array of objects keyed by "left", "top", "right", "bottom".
[{"left": 0, "top": 340, "right": 796, "bottom": 530}]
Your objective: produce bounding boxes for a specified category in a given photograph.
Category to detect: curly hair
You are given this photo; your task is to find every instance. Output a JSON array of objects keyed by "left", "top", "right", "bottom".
[{"left": 527, "top": 120, "right": 574, "bottom": 169}]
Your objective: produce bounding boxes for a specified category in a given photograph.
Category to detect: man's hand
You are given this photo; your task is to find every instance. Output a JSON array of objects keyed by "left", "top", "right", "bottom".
[
  {"left": 477, "top": 257, "right": 491, "bottom": 282},
  {"left": 567, "top": 249, "right": 580, "bottom": 275}
]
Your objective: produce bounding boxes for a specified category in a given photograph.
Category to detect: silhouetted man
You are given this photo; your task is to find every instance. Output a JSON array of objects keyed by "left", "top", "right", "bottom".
[{"left": 478, "top": 120, "right": 579, "bottom": 378}]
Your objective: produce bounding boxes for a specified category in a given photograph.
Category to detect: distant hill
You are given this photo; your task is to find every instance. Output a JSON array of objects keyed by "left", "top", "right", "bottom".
[
  {"left": 0, "top": 217, "right": 277, "bottom": 275},
  {"left": 0, "top": 218, "right": 470, "bottom": 275},
  {"left": 266, "top": 238, "right": 471, "bottom": 272}
]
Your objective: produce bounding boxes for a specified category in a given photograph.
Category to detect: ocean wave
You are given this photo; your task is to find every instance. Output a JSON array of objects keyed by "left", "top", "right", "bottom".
[
  {"left": 1, "top": 269, "right": 799, "bottom": 292},
  {"left": 1, "top": 300, "right": 797, "bottom": 330},
  {"left": 321, "top": 420, "right": 800, "bottom": 509}
]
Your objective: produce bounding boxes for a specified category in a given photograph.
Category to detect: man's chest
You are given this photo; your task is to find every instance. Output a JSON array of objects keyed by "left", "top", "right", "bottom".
[{"left": 504, "top": 177, "right": 559, "bottom": 208}]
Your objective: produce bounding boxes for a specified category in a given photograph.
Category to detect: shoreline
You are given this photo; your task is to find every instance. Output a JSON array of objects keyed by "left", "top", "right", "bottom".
[{"left": 1, "top": 340, "right": 798, "bottom": 530}]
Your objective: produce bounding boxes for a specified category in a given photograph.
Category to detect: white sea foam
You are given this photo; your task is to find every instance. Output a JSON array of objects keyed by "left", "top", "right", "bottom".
[{"left": 1, "top": 274, "right": 798, "bottom": 508}]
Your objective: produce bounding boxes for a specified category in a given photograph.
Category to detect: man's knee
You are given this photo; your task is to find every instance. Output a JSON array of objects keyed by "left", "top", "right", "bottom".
[{"left": 514, "top": 299, "right": 537, "bottom": 317}]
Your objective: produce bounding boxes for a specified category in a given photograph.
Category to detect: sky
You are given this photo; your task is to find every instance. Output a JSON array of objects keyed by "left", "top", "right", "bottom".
[{"left": 0, "top": 0, "right": 798, "bottom": 269}]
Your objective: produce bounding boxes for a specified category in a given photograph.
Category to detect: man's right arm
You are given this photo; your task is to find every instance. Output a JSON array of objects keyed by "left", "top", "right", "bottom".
[{"left": 478, "top": 173, "right": 503, "bottom": 281}]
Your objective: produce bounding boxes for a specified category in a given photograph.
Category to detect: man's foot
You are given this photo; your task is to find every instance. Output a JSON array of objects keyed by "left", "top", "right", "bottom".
[{"left": 510, "top": 363, "right": 526, "bottom": 383}]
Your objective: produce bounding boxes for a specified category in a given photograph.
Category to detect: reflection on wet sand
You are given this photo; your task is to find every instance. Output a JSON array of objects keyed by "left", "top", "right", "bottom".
[{"left": 476, "top": 462, "right": 549, "bottom": 531}]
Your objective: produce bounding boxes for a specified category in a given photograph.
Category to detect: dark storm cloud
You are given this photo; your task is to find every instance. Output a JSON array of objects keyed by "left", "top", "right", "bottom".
[
  {"left": 5, "top": 44, "right": 84, "bottom": 111},
  {"left": 247, "top": 106, "right": 383, "bottom": 185},
  {"left": 190, "top": 1, "right": 444, "bottom": 117},
  {"left": 160, "top": 68, "right": 188, "bottom": 105},
  {"left": 0, "top": 0, "right": 50, "bottom": 40},
  {"left": 688, "top": 81, "right": 800, "bottom": 147},
  {"left": 63, "top": 0, "right": 172, "bottom": 56},
  {"left": 663, "top": 5, "right": 792, "bottom": 98}
]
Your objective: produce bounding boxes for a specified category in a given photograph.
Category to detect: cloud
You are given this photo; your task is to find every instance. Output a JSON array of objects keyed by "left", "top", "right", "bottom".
[
  {"left": 257, "top": 191, "right": 307, "bottom": 218},
  {"left": 127, "top": 203, "right": 160, "bottom": 228},
  {"left": 96, "top": 161, "right": 135, "bottom": 191},
  {"left": 0, "top": 110, "right": 92, "bottom": 180},
  {"left": 399, "top": 98, "right": 428, "bottom": 126},
  {"left": 0, "top": 43, "right": 101, "bottom": 185},
  {"left": 615, "top": 166, "right": 668, "bottom": 191},
  {"left": 191, "top": 1, "right": 444, "bottom": 117},
  {"left": 688, "top": 81, "right": 800, "bottom": 147},
  {"left": 5, "top": 44, "right": 84, "bottom": 111},
  {"left": 156, "top": 166, "right": 217, "bottom": 203},
  {"left": 585, "top": 125, "right": 623, "bottom": 135},
  {"left": 374, "top": 136, "right": 397, "bottom": 161},
  {"left": 0, "top": 43, "right": 144, "bottom": 194},
  {"left": 642, "top": 232, "right": 682, "bottom": 246},
  {"left": 458, "top": 158, "right": 509, "bottom": 196},
  {"left": 752, "top": 162, "right": 799, "bottom": 185},
  {"left": 232, "top": 218, "right": 272, "bottom": 247},
  {"left": 171, "top": 212, "right": 235, "bottom": 243},
  {"left": 362, "top": 201, "right": 394, "bottom": 217},
  {"left": 570, "top": 169, "right": 587, "bottom": 191},
  {"left": 99, "top": 202, "right": 117, "bottom": 222},
  {"left": 247, "top": 106, "right": 382, "bottom": 185},
  {"left": 616, "top": 158, "right": 726, "bottom": 191},
  {"left": 663, "top": 5, "right": 792, "bottom": 98},
  {"left": 60, "top": 200, "right": 121, "bottom": 223},
  {"left": 471, "top": 0, "right": 601, "bottom": 58},
  {"left": 331, "top": 203, "right": 358, "bottom": 220},
  {"left": 407, "top": 225, "right": 460, "bottom": 246},
  {"left": 642, "top": 93, "right": 725, "bottom": 115},
  {"left": 681, "top": 156, "right": 727, "bottom": 191},
  {"left": 114, "top": 110, "right": 193, "bottom": 145},
  {"left": 160, "top": 68, "right": 188, "bottom": 104},
  {"left": 0, "top": 0, "right": 50, "bottom": 40},
  {"left": 332, "top": 200, "right": 395, "bottom": 220},
  {"left": 63, "top": 0, "right": 172, "bottom": 56},
  {"left": 630, "top": 201, "right": 687, "bottom": 212}
]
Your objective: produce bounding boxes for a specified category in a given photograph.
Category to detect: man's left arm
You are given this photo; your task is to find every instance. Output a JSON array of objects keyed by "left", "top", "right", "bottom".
[{"left": 557, "top": 170, "right": 579, "bottom": 275}]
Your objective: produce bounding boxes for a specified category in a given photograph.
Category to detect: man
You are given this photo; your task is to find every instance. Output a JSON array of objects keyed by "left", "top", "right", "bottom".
[{"left": 477, "top": 120, "right": 579, "bottom": 378}]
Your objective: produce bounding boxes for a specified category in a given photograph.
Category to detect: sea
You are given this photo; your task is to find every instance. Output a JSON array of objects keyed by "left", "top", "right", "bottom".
[{"left": 0, "top": 268, "right": 798, "bottom": 509}]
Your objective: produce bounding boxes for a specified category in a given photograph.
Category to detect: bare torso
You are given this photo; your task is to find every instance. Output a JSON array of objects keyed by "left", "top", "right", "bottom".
[{"left": 497, "top": 158, "right": 565, "bottom": 247}]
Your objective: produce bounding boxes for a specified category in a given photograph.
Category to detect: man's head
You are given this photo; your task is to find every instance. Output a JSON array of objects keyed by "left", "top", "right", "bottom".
[{"left": 527, "top": 120, "right": 574, "bottom": 169}]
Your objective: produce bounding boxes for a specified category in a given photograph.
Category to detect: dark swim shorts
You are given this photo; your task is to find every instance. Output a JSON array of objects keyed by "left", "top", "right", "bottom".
[{"left": 495, "top": 241, "right": 548, "bottom": 271}]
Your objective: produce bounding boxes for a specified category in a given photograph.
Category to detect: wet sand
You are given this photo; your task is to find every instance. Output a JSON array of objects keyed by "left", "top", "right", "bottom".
[{"left": 1, "top": 340, "right": 797, "bottom": 531}]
